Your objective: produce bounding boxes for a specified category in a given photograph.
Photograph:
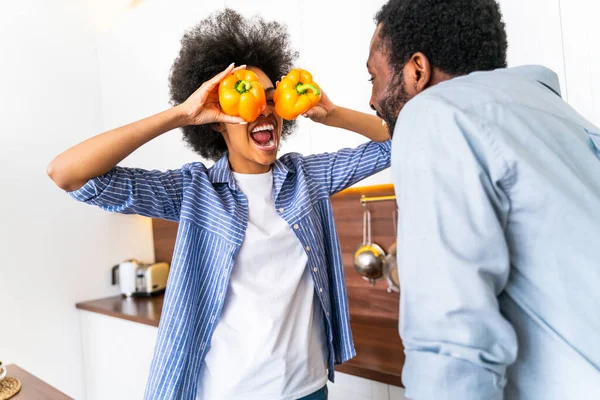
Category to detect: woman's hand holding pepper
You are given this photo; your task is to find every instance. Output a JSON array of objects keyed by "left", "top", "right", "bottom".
[
  {"left": 178, "top": 63, "right": 248, "bottom": 126},
  {"left": 302, "top": 90, "right": 337, "bottom": 124},
  {"left": 300, "top": 87, "right": 389, "bottom": 142}
]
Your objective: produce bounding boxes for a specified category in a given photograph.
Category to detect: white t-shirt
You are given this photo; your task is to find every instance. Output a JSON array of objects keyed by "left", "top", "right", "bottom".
[{"left": 196, "top": 170, "right": 328, "bottom": 400}]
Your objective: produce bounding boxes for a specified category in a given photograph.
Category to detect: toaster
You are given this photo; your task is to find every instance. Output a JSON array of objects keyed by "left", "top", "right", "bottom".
[{"left": 135, "top": 262, "right": 169, "bottom": 296}]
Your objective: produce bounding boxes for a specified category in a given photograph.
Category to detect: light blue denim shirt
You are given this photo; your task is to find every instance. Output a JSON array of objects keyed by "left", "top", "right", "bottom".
[{"left": 392, "top": 66, "right": 600, "bottom": 400}]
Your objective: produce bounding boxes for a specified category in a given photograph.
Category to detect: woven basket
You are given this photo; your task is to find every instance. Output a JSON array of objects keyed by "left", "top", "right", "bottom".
[{"left": 0, "top": 377, "right": 22, "bottom": 400}]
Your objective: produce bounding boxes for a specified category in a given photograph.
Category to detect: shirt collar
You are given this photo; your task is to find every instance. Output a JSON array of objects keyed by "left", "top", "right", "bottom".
[
  {"left": 272, "top": 158, "right": 291, "bottom": 198},
  {"left": 207, "top": 154, "right": 231, "bottom": 185},
  {"left": 504, "top": 65, "right": 562, "bottom": 97}
]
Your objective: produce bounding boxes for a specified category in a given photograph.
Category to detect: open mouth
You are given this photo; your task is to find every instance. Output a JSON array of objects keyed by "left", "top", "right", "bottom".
[{"left": 250, "top": 121, "right": 277, "bottom": 151}]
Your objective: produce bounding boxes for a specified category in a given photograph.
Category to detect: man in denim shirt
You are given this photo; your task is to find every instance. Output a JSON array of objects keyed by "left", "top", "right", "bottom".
[{"left": 367, "top": 0, "right": 600, "bottom": 399}]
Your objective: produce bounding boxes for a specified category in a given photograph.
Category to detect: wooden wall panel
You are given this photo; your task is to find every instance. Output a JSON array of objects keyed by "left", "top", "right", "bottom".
[
  {"left": 152, "top": 219, "right": 177, "bottom": 266},
  {"left": 329, "top": 185, "right": 399, "bottom": 321}
]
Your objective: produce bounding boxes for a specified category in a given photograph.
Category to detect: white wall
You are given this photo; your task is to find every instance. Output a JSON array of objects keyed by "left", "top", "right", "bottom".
[
  {"left": 560, "top": 0, "right": 600, "bottom": 125},
  {"left": 499, "top": 0, "right": 567, "bottom": 98},
  {"left": 497, "top": 0, "right": 599, "bottom": 127},
  {"left": 0, "top": 1, "right": 154, "bottom": 398}
]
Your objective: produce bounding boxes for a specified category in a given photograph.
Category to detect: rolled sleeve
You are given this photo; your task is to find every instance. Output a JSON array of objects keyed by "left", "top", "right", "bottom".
[
  {"left": 68, "top": 166, "right": 186, "bottom": 222},
  {"left": 68, "top": 173, "right": 112, "bottom": 203},
  {"left": 304, "top": 139, "right": 391, "bottom": 196},
  {"left": 403, "top": 351, "right": 505, "bottom": 400}
]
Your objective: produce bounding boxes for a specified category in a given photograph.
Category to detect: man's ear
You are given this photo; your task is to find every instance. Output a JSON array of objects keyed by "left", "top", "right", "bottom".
[{"left": 404, "top": 52, "right": 432, "bottom": 95}]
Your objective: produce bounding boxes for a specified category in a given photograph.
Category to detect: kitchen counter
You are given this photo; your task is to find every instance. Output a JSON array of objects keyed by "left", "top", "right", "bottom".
[
  {"left": 5, "top": 364, "right": 73, "bottom": 400},
  {"left": 76, "top": 294, "right": 163, "bottom": 327},
  {"left": 76, "top": 294, "right": 403, "bottom": 386}
]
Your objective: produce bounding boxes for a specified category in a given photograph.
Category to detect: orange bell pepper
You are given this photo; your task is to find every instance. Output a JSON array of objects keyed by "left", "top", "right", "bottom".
[
  {"left": 219, "top": 70, "right": 266, "bottom": 122},
  {"left": 273, "top": 68, "right": 321, "bottom": 120}
]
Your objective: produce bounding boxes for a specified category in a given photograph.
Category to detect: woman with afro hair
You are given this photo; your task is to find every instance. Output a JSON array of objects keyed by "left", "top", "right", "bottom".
[{"left": 48, "top": 9, "right": 390, "bottom": 400}]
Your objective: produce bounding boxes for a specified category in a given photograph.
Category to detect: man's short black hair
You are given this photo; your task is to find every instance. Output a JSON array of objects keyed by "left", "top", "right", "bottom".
[
  {"left": 375, "top": 0, "right": 508, "bottom": 76},
  {"left": 170, "top": 9, "right": 298, "bottom": 161}
]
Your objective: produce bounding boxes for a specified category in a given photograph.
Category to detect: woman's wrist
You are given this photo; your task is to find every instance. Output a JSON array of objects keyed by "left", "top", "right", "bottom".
[
  {"left": 172, "top": 104, "right": 193, "bottom": 128},
  {"left": 322, "top": 105, "right": 342, "bottom": 128},
  {"left": 322, "top": 106, "right": 389, "bottom": 141}
]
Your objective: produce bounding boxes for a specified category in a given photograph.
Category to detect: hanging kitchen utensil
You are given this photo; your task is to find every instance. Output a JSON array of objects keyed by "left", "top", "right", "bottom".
[
  {"left": 353, "top": 206, "right": 386, "bottom": 285},
  {"left": 383, "top": 209, "right": 400, "bottom": 293}
]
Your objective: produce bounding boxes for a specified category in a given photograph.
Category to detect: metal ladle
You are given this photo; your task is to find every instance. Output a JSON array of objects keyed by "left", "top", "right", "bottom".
[{"left": 353, "top": 207, "right": 386, "bottom": 285}]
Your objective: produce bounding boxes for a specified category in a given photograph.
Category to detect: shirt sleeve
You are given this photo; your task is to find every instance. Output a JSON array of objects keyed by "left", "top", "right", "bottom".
[
  {"left": 302, "top": 139, "right": 391, "bottom": 196},
  {"left": 392, "top": 95, "right": 518, "bottom": 400},
  {"left": 68, "top": 166, "right": 186, "bottom": 222}
]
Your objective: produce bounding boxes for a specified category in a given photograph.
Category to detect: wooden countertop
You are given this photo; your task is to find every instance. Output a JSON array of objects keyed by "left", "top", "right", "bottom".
[
  {"left": 5, "top": 364, "right": 72, "bottom": 399},
  {"left": 76, "top": 294, "right": 163, "bottom": 327},
  {"left": 76, "top": 295, "right": 403, "bottom": 386}
]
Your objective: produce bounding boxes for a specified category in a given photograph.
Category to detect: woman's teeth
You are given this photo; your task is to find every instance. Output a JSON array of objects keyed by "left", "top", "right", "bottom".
[{"left": 251, "top": 124, "right": 274, "bottom": 133}]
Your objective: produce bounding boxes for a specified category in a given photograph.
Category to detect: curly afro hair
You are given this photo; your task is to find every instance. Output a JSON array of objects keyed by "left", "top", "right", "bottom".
[
  {"left": 169, "top": 9, "right": 298, "bottom": 161},
  {"left": 375, "top": 0, "right": 507, "bottom": 76}
]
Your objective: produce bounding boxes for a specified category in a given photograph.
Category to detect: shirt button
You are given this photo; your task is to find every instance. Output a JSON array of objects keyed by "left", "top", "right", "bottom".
[
  {"left": 313, "top": 267, "right": 318, "bottom": 273},
  {"left": 326, "top": 312, "right": 330, "bottom": 317},
  {"left": 279, "top": 207, "right": 284, "bottom": 213},
  {"left": 305, "top": 245, "right": 311, "bottom": 252},
  {"left": 319, "top": 287, "right": 323, "bottom": 293},
  {"left": 293, "top": 224, "right": 299, "bottom": 229}
]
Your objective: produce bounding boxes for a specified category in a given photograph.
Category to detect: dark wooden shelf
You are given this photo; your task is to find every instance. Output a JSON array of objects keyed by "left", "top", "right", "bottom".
[
  {"left": 76, "top": 294, "right": 163, "bottom": 327},
  {"left": 337, "top": 315, "right": 404, "bottom": 386}
]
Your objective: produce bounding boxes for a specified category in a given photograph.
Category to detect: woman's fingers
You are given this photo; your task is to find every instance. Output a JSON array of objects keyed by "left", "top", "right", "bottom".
[{"left": 216, "top": 113, "right": 246, "bottom": 124}]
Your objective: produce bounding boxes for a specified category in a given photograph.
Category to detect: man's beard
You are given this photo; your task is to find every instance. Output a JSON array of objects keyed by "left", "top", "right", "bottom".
[{"left": 377, "top": 71, "right": 412, "bottom": 137}]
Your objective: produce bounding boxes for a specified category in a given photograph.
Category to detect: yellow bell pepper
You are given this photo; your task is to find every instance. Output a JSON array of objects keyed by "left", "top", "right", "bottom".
[
  {"left": 273, "top": 68, "right": 321, "bottom": 120},
  {"left": 219, "top": 70, "right": 266, "bottom": 122}
]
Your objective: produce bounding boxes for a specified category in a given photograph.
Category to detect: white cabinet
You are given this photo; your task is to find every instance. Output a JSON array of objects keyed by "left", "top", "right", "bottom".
[
  {"left": 78, "top": 310, "right": 406, "bottom": 400},
  {"left": 388, "top": 385, "right": 408, "bottom": 400},
  {"left": 79, "top": 311, "right": 156, "bottom": 400},
  {"left": 329, "top": 373, "right": 407, "bottom": 400}
]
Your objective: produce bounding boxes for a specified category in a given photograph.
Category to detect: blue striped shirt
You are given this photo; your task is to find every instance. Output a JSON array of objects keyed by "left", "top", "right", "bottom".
[{"left": 69, "top": 139, "right": 391, "bottom": 399}]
